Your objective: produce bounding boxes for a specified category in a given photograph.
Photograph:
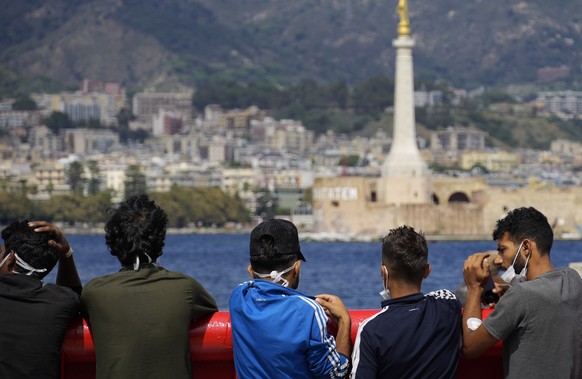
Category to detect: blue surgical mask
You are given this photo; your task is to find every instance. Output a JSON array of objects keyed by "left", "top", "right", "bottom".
[{"left": 500, "top": 241, "right": 530, "bottom": 285}]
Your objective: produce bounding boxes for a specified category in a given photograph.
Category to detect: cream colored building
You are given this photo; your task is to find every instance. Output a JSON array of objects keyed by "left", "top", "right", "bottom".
[
  {"left": 460, "top": 150, "right": 519, "bottom": 172},
  {"left": 313, "top": 175, "right": 582, "bottom": 238},
  {"left": 44, "top": 92, "right": 122, "bottom": 125}
]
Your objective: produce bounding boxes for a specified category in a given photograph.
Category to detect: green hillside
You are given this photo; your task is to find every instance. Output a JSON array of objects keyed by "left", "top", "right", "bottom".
[{"left": 1, "top": 0, "right": 581, "bottom": 90}]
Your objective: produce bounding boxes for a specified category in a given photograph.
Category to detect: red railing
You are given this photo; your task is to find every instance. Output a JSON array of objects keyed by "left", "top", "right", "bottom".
[{"left": 60, "top": 309, "right": 502, "bottom": 379}]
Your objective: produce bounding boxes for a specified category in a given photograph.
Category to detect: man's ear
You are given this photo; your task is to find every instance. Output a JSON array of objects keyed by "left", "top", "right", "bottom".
[
  {"left": 522, "top": 239, "right": 534, "bottom": 257},
  {"left": 381, "top": 264, "right": 388, "bottom": 282},
  {"left": 292, "top": 260, "right": 301, "bottom": 277},
  {"left": 424, "top": 263, "right": 432, "bottom": 279},
  {"left": 247, "top": 265, "right": 255, "bottom": 279}
]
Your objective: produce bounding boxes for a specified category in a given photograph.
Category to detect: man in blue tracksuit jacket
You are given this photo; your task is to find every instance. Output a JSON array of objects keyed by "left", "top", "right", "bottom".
[{"left": 229, "top": 219, "right": 351, "bottom": 379}]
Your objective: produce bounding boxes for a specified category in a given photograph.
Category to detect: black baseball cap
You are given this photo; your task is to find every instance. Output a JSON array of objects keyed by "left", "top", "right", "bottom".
[{"left": 249, "top": 219, "right": 306, "bottom": 262}]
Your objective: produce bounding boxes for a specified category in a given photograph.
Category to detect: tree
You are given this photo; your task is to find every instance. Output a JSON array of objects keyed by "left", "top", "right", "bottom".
[
  {"left": 43, "top": 111, "right": 74, "bottom": 133},
  {"left": 352, "top": 75, "right": 394, "bottom": 114},
  {"left": 0, "top": 192, "right": 35, "bottom": 224},
  {"left": 325, "top": 81, "right": 349, "bottom": 109},
  {"left": 12, "top": 96, "right": 37, "bottom": 110},
  {"left": 117, "top": 107, "right": 136, "bottom": 144},
  {"left": 150, "top": 186, "right": 250, "bottom": 227},
  {"left": 124, "top": 164, "right": 147, "bottom": 199},
  {"left": 254, "top": 187, "right": 278, "bottom": 219},
  {"left": 86, "top": 160, "right": 101, "bottom": 195},
  {"left": 39, "top": 192, "right": 112, "bottom": 224},
  {"left": 66, "top": 161, "right": 85, "bottom": 194}
]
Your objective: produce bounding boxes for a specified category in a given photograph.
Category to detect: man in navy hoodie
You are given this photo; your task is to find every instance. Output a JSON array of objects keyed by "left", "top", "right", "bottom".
[{"left": 229, "top": 219, "right": 351, "bottom": 379}]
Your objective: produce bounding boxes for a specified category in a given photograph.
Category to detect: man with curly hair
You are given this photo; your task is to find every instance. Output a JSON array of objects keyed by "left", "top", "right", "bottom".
[
  {"left": 351, "top": 225, "right": 462, "bottom": 379},
  {"left": 81, "top": 195, "right": 218, "bottom": 379},
  {"left": 462, "top": 207, "right": 582, "bottom": 378},
  {"left": 0, "top": 220, "right": 81, "bottom": 378}
]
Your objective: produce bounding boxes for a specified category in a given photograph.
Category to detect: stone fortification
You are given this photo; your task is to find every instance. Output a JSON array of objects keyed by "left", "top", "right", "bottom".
[{"left": 312, "top": 176, "right": 582, "bottom": 239}]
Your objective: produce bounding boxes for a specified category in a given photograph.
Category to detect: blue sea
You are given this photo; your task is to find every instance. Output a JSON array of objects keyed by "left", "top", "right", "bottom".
[{"left": 44, "top": 234, "right": 582, "bottom": 310}]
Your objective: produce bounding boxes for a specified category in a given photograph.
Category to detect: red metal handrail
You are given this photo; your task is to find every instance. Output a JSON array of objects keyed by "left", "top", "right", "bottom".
[{"left": 60, "top": 309, "right": 502, "bottom": 379}]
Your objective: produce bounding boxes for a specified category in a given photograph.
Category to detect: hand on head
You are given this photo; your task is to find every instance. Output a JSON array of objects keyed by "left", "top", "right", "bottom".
[{"left": 28, "top": 221, "right": 71, "bottom": 259}]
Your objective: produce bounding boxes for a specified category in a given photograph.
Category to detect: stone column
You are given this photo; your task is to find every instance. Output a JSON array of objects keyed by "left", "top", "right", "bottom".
[
  {"left": 382, "top": 36, "right": 427, "bottom": 179},
  {"left": 380, "top": 35, "right": 431, "bottom": 206}
]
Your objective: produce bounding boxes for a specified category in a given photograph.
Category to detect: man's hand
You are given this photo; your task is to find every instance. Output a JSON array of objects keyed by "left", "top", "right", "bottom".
[
  {"left": 315, "top": 294, "right": 350, "bottom": 325},
  {"left": 315, "top": 293, "right": 352, "bottom": 359},
  {"left": 29, "top": 221, "right": 71, "bottom": 259},
  {"left": 30, "top": 221, "right": 81, "bottom": 293},
  {"left": 463, "top": 252, "right": 491, "bottom": 290},
  {"left": 461, "top": 252, "right": 501, "bottom": 359}
]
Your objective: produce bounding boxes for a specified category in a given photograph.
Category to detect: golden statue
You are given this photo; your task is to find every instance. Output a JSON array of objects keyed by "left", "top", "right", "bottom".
[{"left": 396, "top": 0, "right": 410, "bottom": 36}]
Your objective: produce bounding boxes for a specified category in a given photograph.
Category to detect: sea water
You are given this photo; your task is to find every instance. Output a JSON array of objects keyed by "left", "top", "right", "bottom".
[{"left": 44, "top": 234, "right": 582, "bottom": 310}]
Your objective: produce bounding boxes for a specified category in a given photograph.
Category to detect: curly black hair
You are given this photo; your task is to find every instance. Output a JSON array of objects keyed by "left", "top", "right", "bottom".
[
  {"left": 1, "top": 220, "right": 59, "bottom": 278},
  {"left": 492, "top": 207, "right": 553, "bottom": 255},
  {"left": 105, "top": 195, "right": 168, "bottom": 268},
  {"left": 381, "top": 225, "right": 428, "bottom": 284}
]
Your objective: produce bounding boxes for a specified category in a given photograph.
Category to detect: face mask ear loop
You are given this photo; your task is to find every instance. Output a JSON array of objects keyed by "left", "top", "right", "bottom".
[
  {"left": 14, "top": 253, "right": 47, "bottom": 276},
  {"left": 133, "top": 255, "right": 140, "bottom": 271},
  {"left": 253, "top": 262, "right": 297, "bottom": 287},
  {"left": 511, "top": 241, "right": 523, "bottom": 266},
  {"left": 519, "top": 249, "right": 531, "bottom": 276},
  {"left": 0, "top": 252, "right": 12, "bottom": 268}
]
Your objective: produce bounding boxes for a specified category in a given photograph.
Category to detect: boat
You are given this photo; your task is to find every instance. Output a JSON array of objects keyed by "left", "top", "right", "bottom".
[{"left": 60, "top": 309, "right": 503, "bottom": 379}]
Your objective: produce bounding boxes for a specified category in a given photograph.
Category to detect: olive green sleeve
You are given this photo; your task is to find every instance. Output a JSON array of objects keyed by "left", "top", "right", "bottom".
[{"left": 190, "top": 279, "right": 218, "bottom": 320}]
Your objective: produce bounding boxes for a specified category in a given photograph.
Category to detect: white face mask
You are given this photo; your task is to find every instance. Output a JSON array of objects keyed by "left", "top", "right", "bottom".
[
  {"left": 379, "top": 265, "right": 391, "bottom": 300},
  {"left": 500, "top": 241, "right": 530, "bottom": 285},
  {"left": 253, "top": 261, "right": 297, "bottom": 287}
]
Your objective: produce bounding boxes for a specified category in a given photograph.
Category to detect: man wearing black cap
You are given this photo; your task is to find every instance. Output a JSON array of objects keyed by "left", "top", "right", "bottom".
[{"left": 229, "top": 218, "right": 352, "bottom": 379}]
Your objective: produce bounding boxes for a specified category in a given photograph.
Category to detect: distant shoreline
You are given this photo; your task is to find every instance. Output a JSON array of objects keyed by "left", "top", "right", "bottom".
[{"left": 54, "top": 227, "right": 581, "bottom": 242}]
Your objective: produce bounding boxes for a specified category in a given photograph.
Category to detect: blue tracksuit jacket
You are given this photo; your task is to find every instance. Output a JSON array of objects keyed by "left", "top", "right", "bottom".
[{"left": 229, "top": 280, "right": 350, "bottom": 379}]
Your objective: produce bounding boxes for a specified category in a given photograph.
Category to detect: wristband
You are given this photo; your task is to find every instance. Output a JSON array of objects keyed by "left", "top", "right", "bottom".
[{"left": 64, "top": 247, "right": 74, "bottom": 258}]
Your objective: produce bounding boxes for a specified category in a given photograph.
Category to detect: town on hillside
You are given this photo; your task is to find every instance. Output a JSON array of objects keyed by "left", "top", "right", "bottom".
[{"left": 1, "top": 78, "right": 582, "bottom": 233}]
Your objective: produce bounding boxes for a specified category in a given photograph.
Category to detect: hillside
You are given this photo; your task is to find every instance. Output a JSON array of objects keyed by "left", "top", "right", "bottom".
[{"left": 1, "top": 0, "right": 581, "bottom": 92}]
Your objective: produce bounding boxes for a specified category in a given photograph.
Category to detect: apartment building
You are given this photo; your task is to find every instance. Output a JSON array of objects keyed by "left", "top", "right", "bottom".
[
  {"left": 132, "top": 92, "right": 193, "bottom": 123},
  {"left": 430, "top": 126, "right": 487, "bottom": 152}
]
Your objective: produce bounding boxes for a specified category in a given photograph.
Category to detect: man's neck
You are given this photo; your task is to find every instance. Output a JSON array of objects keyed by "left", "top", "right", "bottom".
[
  {"left": 527, "top": 254, "right": 554, "bottom": 281},
  {"left": 389, "top": 281, "right": 422, "bottom": 299}
]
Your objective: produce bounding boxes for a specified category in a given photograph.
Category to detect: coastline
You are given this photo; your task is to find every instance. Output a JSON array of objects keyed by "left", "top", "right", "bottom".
[{"left": 46, "top": 224, "right": 582, "bottom": 242}]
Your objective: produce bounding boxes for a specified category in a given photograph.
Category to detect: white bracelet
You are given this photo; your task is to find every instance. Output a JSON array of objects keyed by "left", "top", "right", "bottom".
[{"left": 64, "top": 247, "right": 74, "bottom": 258}]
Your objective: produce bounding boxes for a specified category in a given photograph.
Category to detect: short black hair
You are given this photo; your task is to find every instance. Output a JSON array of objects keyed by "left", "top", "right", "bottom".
[
  {"left": 381, "top": 225, "right": 428, "bottom": 284},
  {"left": 249, "top": 234, "right": 298, "bottom": 274},
  {"left": 105, "top": 195, "right": 168, "bottom": 267},
  {"left": 1, "top": 220, "right": 58, "bottom": 279},
  {"left": 492, "top": 207, "right": 553, "bottom": 255}
]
